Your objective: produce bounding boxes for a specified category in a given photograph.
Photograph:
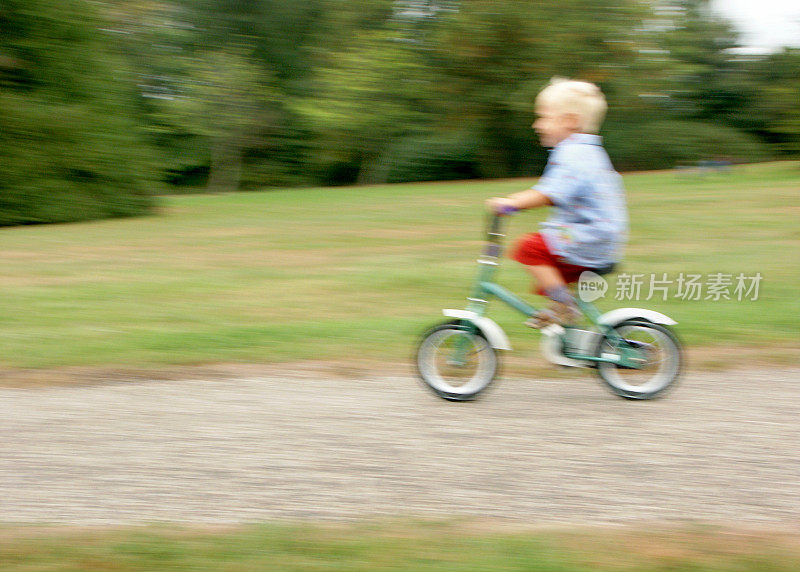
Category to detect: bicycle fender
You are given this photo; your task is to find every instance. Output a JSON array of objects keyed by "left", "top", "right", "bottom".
[
  {"left": 598, "top": 308, "right": 677, "bottom": 327},
  {"left": 442, "top": 310, "right": 512, "bottom": 351}
]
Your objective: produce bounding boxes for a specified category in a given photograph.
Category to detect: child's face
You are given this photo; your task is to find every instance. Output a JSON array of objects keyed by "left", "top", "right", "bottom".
[{"left": 533, "top": 104, "right": 580, "bottom": 148}]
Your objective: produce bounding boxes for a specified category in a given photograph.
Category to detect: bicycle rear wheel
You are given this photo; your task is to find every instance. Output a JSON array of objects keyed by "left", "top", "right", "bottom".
[{"left": 595, "top": 320, "right": 682, "bottom": 399}]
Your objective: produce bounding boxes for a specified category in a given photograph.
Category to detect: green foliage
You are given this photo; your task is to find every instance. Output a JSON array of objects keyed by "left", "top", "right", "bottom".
[
  {"left": 388, "top": 0, "right": 647, "bottom": 179},
  {"left": 384, "top": 131, "right": 482, "bottom": 183},
  {"left": 293, "top": 26, "right": 433, "bottom": 184},
  {"left": 0, "top": 0, "right": 156, "bottom": 226},
  {"left": 657, "top": 0, "right": 743, "bottom": 120},
  {"left": 603, "top": 120, "right": 769, "bottom": 171},
  {"left": 0, "top": 0, "right": 798, "bottom": 220},
  {"left": 732, "top": 49, "right": 800, "bottom": 154}
]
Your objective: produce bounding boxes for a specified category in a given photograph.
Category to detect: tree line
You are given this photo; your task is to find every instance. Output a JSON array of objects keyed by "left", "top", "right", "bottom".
[{"left": 1, "top": 0, "right": 798, "bottom": 225}]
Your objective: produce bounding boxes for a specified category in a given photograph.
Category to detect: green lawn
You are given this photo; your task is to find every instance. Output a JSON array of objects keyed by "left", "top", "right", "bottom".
[
  {"left": 1, "top": 161, "right": 798, "bottom": 370},
  {"left": 2, "top": 521, "right": 799, "bottom": 571}
]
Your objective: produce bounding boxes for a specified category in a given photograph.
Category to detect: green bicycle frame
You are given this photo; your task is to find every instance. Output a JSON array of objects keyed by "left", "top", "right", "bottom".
[{"left": 454, "top": 214, "right": 645, "bottom": 368}]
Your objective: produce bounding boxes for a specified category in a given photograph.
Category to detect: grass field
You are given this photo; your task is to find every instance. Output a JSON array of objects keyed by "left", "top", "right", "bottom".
[
  {"left": 0, "top": 161, "right": 798, "bottom": 371},
  {"left": 2, "top": 520, "right": 800, "bottom": 571}
]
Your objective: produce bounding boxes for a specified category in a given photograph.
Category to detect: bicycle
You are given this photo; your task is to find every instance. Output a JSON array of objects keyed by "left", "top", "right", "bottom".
[{"left": 415, "top": 212, "right": 682, "bottom": 401}]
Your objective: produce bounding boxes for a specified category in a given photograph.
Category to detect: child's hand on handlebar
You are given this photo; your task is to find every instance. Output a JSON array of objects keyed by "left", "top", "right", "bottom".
[{"left": 486, "top": 197, "right": 519, "bottom": 215}]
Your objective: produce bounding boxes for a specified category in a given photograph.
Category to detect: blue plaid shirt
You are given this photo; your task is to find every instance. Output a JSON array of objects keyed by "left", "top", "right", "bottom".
[{"left": 534, "top": 133, "right": 628, "bottom": 268}]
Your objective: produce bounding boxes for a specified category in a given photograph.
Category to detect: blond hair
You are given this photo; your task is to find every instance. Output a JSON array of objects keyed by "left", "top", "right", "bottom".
[{"left": 535, "top": 78, "right": 608, "bottom": 134}]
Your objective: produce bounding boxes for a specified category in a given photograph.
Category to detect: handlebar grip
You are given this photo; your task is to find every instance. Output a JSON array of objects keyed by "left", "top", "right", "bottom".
[{"left": 497, "top": 205, "right": 519, "bottom": 215}]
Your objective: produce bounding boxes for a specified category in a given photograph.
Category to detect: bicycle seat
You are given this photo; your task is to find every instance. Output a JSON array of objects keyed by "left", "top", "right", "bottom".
[{"left": 590, "top": 263, "right": 616, "bottom": 276}]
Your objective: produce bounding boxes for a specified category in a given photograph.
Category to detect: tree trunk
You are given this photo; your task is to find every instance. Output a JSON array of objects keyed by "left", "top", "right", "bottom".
[
  {"left": 207, "top": 136, "right": 243, "bottom": 193},
  {"left": 356, "top": 150, "right": 390, "bottom": 185}
]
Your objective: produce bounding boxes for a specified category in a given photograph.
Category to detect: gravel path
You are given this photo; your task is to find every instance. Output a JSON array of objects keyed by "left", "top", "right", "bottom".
[{"left": 2, "top": 366, "right": 799, "bottom": 526}]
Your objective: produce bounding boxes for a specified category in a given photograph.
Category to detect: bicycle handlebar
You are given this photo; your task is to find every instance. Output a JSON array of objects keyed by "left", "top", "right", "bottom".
[
  {"left": 485, "top": 203, "right": 519, "bottom": 239},
  {"left": 486, "top": 209, "right": 513, "bottom": 238}
]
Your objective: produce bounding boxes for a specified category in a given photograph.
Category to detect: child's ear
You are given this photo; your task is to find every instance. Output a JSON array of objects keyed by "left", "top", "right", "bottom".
[{"left": 563, "top": 112, "right": 581, "bottom": 132}]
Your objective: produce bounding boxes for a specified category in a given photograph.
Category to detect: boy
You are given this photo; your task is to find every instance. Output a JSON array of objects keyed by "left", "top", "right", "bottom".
[{"left": 487, "top": 78, "right": 628, "bottom": 328}]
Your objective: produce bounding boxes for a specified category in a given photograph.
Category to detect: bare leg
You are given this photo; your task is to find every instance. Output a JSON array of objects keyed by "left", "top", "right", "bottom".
[
  {"left": 527, "top": 265, "right": 566, "bottom": 293},
  {"left": 525, "top": 265, "right": 579, "bottom": 327}
]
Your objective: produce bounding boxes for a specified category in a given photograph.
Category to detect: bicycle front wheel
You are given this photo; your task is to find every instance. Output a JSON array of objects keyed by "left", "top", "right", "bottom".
[{"left": 416, "top": 322, "right": 499, "bottom": 401}]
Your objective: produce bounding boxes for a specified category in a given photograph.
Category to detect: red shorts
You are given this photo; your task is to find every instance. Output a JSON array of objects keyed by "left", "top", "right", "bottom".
[{"left": 509, "top": 232, "right": 591, "bottom": 295}]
